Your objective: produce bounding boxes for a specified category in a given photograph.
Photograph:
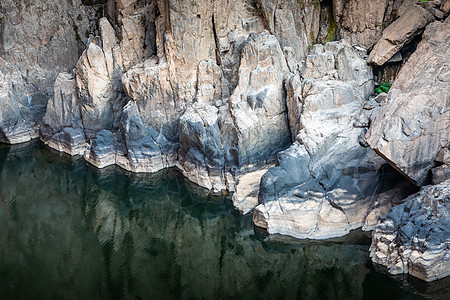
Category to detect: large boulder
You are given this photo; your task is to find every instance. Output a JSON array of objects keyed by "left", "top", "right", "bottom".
[
  {"left": 367, "top": 5, "right": 435, "bottom": 66},
  {"left": 364, "top": 18, "right": 450, "bottom": 186},
  {"left": 253, "top": 41, "right": 401, "bottom": 240},
  {"left": 370, "top": 179, "right": 450, "bottom": 282}
]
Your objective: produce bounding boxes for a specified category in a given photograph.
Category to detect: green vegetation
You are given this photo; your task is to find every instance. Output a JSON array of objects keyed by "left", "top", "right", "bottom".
[
  {"left": 323, "top": 7, "right": 336, "bottom": 43},
  {"left": 375, "top": 82, "right": 392, "bottom": 94}
]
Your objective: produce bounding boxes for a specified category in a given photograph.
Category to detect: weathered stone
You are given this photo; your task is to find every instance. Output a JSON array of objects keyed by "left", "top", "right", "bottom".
[
  {"left": 365, "top": 19, "right": 450, "bottom": 186},
  {"left": 39, "top": 72, "right": 85, "bottom": 154},
  {"left": 339, "top": 0, "right": 389, "bottom": 49},
  {"left": 117, "top": 101, "right": 177, "bottom": 173},
  {"left": 84, "top": 129, "right": 120, "bottom": 168},
  {"left": 232, "top": 165, "right": 272, "bottom": 214},
  {"left": 254, "top": 41, "right": 385, "bottom": 240},
  {"left": 432, "top": 164, "right": 450, "bottom": 184},
  {"left": 46, "top": 127, "right": 87, "bottom": 156},
  {"left": 332, "top": 0, "right": 346, "bottom": 23},
  {"left": 228, "top": 31, "right": 291, "bottom": 171},
  {"left": 178, "top": 31, "right": 291, "bottom": 193},
  {"left": 178, "top": 104, "right": 226, "bottom": 192},
  {"left": 367, "top": 5, "right": 435, "bottom": 66},
  {"left": 362, "top": 181, "right": 415, "bottom": 231},
  {"left": 374, "top": 92, "right": 388, "bottom": 103},
  {"left": 370, "top": 180, "right": 450, "bottom": 282},
  {"left": 443, "top": 0, "right": 450, "bottom": 13},
  {"left": 76, "top": 42, "right": 119, "bottom": 139},
  {"left": 255, "top": 0, "right": 316, "bottom": 73},
  {"left": 0, "top": 59, "right": 40, "bottom": 144},
  {"left": 0, "top": 0, "right": 100, "bottom": 143}
]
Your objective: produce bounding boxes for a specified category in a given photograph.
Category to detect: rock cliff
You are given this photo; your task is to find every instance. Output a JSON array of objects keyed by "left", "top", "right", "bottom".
[{"left": 0, "top": 0, "right": 449, "bottom": 282}]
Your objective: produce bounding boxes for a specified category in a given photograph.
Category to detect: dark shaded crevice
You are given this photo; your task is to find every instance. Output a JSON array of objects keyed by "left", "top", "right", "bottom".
[
  {"left": 164, "top": 0, "right": 171, "bottom": 34},
  {"left": 211, "top": 15, "right": 222, "bottom": 67},
  {"left": 0, "top": 3, "right": 4, "bottom": 56},
  {"left": 0, "top": 128, "right": 10, "bottom": 144},
  {"left": 373, "top": 33, "right": 423, "bottom": 84}
]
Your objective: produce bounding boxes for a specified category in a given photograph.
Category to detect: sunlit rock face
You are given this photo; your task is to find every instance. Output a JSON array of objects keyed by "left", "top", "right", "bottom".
[
  {"left": 178, "top": 30, "right": 291, "bottom": 193},
  {"left": 253, "top": 41, "right": 412, "bottom": 240},
  {"left": 0, "top": 142, "right": 433, "bottom": 299},
  {"left": 365, "top": 18, "right": 450, "bottom": 187},
  {"left": 0, "top": 4, "right": 448, "bottom": 287}
]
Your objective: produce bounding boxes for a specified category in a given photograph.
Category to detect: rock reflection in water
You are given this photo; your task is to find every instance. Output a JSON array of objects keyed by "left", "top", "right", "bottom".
[{"left": 0, "top": 142, "right": 435, "bottom": 299}]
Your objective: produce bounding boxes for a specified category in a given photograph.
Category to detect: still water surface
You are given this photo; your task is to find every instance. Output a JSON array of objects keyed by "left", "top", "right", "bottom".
[{"left": 0, "top": 142, "right": 447, "bottom": 299}]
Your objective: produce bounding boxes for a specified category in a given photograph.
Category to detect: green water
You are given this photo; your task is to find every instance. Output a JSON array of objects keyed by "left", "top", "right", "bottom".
[{"left": 0, "top": 142, "right": 446, "bottom": 299}]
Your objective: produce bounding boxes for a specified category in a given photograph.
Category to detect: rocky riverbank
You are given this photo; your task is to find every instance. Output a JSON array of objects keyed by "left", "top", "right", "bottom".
[{"left": 0, "top": 0, "right": 448, "bottom": 282}]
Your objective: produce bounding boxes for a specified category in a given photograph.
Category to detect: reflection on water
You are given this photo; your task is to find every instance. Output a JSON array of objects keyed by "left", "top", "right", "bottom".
[{"left": 0, "top": 142, "right": 445, "bottom": 299}]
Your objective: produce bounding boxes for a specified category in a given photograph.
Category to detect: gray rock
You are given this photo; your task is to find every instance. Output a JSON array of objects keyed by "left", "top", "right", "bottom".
[
  {"left": 432, "top": 164, "right": 450, "bottom": 184},
  {"left": 0, "top": 59, "right": 40, "bottom": 144},
  {"left": 232, "top": 166, "right": 272, "bottom": 214},
  {"left": 365, "top": 19, "right": 450, "bottom": 186},
  {"left": 339, "top": 0, "right": 389, "bottom": 49},
  {"left": 117, "top": 101, "right": 177, "bottom": 173},
  {"left": 370, "top": 180, "right": 450, "bottom": 282},
  {"left": 0, "top": 0, "right": 100, "bottom": 143},
  {"left": 40, "top": 72, "right": 86, "bottom": 154},
  {"left": 84, "top": 129, "right": 120, "bottom": 169},
  {"left": 443, "top": 0, "right": 450, "bottom": 13},
  {"left": 368, "top": 5, "right": 435, "bottom": 66},
  {"left": 46, "top": 127, "right": 87, "bottom": 156},
  {"left": 178, "top": 104, "right": 226, "bottom": 192},
  {"left": 178, "top": 31, "right": 291, "bottom": 193},
  {"left": 227, "top": 31, "right": 291, "bottom": 170},
  {"left": 255, "top": 0, "right": 316, "bottom": 72},
  {"left": 75, "top": 42, "right": 121, "bottom": 139},
  {"left": 254, "top": 41, "right": 386, "bottom": 240}
]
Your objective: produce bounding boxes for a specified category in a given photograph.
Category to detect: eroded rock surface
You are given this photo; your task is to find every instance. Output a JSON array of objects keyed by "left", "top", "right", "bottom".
[
  {"left": 253, "top": 41, "right": 390, "bottom": 240},
  {"left": 370, "top": 180, "right": 450, "bottom": 282},
  {"left": 178, "top": 31, "right": 291, "bottom": 193},
  {"left": 365, "top": 18, "right": 450, "bottom": 186},
  {"left": 0, "top": 0, "right": 100, "bottom": 142},
  {"left": 339, "top": 0, "right": 390, "bottom": 50},
  {"left": 368, "top": 4, "right": 435, "bottom": 66}
]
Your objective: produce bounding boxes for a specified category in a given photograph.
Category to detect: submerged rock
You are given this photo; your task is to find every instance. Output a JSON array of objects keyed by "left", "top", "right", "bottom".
[{"left": 370, "top": 179, "right": 450, "bottom": 282}]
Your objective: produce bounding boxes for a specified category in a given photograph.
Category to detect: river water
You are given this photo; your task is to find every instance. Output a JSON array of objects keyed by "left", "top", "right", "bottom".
[{"left": 0, "top": 141, "right": 446, "bottom": 299}]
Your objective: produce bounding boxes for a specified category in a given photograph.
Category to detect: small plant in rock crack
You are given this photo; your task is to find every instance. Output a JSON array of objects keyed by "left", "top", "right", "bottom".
[{"left": 375, "top": 82, "right": 392, "bottom": 94}]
